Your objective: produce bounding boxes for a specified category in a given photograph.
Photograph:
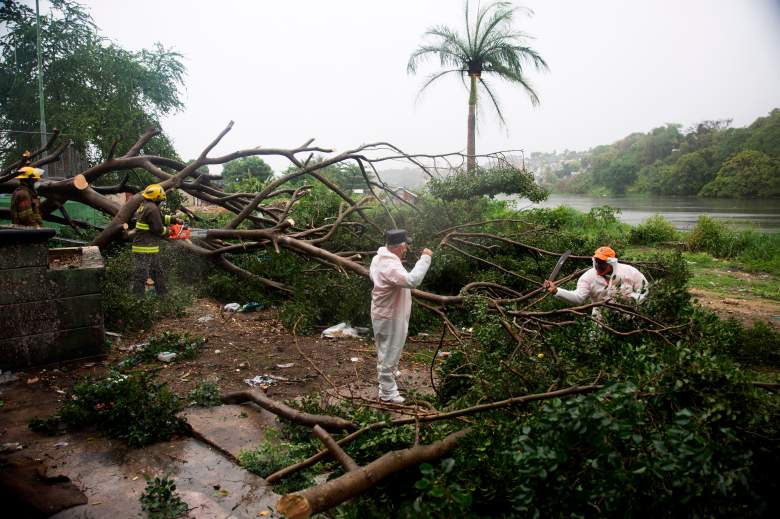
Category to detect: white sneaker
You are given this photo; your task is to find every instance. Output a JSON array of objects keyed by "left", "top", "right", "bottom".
[{"left": 380, "top": 395, "right": 406, "bottom": 404}]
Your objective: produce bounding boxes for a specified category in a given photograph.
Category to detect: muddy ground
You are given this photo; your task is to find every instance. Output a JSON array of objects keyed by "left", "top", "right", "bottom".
[{"left": 0, "top": 298, "right": 446, "bottom": 517}]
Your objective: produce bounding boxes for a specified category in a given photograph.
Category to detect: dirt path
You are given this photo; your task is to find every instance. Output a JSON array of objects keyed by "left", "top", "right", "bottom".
[{"left": 691, "top": 288, "right": 780, "bottom": 330}]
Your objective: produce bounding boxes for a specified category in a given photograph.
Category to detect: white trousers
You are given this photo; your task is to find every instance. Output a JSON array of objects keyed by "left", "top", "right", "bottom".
[{"left": 372, "top": 318, "right": 409, "bottom": 399}]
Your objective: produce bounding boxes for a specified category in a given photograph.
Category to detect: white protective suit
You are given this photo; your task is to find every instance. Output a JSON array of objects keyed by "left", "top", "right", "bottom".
[
  {"left": 370, "top": 246, "right": 431, "bottom": 400},
  {"left": 555, "top": 261, "right": 648, "bottom": 315}
]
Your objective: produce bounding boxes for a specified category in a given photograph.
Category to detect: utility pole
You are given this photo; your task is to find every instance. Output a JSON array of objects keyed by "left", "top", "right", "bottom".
[{"left": 35, "top": 0, "right": 47, "bottom": 152}]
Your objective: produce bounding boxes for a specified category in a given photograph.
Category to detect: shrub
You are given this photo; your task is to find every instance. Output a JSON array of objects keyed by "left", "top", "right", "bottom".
[
  {"left": 187, "top": 380, "right": 221, "bottom": 407},
  {"left": 140, "top": 474, "right": 188, "bottom": 519},
  {"left": 686, "top": 215, "right": 743, "bottom": 257},
  {"left": 631, "top": 214, "right": 678, "bottom": 245},
  {"left": 29, "top": 371, "right": 185, "bottom": 447}
]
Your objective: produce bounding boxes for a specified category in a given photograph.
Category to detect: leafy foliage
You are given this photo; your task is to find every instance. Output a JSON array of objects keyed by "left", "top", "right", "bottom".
[
  {"left": 0, "top": 0, "right": 184, "bottom": 163},
  {"left": 100, "top": 247, "right": 195, "bottom": 331},
  {"left": 140, "top": 474, "right": 189, "bottom": 519},
  {"left": 187, "top": 380, "right": 221, "bottom": 407},
  {"left": 222, "top": 157, "right": 273, "bottom": 193},
  {"left": 555, "top": 110, "right": 780, "bottom": 197},
  {"left": 630, "top": 214, "right": 679, "bottom": 245},
  {"left": 29, "top": 371, "right": 185, "bottom": 447},
  {"left": 116, "top": 331, "right": 206, "bottom": 370},
  {"left": 427, "top": 166, "right": 548, "bottom": 201}
]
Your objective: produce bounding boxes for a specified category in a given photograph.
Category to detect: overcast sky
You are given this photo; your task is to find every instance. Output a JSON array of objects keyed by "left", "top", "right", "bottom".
[{"left": 37, "top": 0, "right": 780, "bottom": 170}]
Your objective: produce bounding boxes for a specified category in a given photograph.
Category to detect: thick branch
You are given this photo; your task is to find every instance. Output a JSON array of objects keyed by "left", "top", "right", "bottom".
[
  {"left": 276, "top": 429, "right": 470, "bottom": 519},
  {"left": 221, "top": 390, "right": 357, "bottom": 431}
]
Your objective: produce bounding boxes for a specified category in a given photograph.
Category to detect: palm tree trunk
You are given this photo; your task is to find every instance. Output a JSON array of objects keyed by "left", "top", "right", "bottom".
[{"left": 467, "top": 74, "right": 478, "bottom": 173}]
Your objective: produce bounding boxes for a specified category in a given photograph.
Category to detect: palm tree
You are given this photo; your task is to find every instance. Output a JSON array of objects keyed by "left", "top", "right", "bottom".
[{"left": 407, "top": 1, "right": 548, "bottom": 172}]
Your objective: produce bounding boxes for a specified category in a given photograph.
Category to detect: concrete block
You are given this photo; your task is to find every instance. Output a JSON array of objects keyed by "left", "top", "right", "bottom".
[
  {"left": 0, "top": 267, "right": 49, "bottom": 305},
  {"left": 0, "top": 300, "right": 58, "bottom": 339},
  {"left": 47, "top": 268, "right": 104, "bottom": 298},
  {"left": 0, "top": 242, "right": 48, "bottom": 270},
  {"left": 0, "top": 326, "right": 106, "bottom": 370},
  {"left": 57, "top": 294, "right": 104, "bottom": 329}
]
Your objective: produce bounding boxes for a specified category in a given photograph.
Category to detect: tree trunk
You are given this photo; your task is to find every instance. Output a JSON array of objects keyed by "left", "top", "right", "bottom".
[
  {"left": 276, "top": 428, "right": 470, "bottom": 519},
  {"left": 466, "top": 74, "right": 478, "bottom": 173}
]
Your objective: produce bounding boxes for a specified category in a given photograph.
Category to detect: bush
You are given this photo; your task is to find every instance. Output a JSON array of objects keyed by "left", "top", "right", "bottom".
[
  {"left": 187, "top": 380, "right": 222, "bottom": 407},
  {"left": 101, "top": 248, "right": 194, "bottom": 331},
  {"left": 239, "top": 430, "right": 316, "bottom": 494},
  {"left": 631, "top": 214, "right": 679, "bottom": 245},
  {"left": 687, "top": 215, "right": 744, "bottom": 257},
  {"left": 140, "top": 474, "right": 188, "bottom": 519},
  {"left": 29, "top": 371, "right": 185, "bottom": 447}
]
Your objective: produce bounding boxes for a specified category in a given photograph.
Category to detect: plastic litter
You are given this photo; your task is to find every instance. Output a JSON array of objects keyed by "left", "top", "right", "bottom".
[
  {"left": 223, "top": 303, "right": 241, "bottom": 312},
  {"left": 157, "top": 352, "right": 177, "bottom": 363},
  {"left": 321, "top": 322, "right": 361, "bottom": 338},
  {"left": 437, "top": 351, "right": 451, "bottom": 358},
  {"left": 197, "top": 314, "right": 215, "bottom": 323},
  {"left": 276, "top": 363, "right": 295, "bottom": 369},
  {"left": 244, "top": 375, "right": 276, "bottom": 388},
  {"left": 0, "top": 442, "right": 24, "bottom": 453},
  {"left": 54, "top": 441, "right": 69, "bottom": 448},
  {"left": 350, "top": 357, "right": 360, "bottom": 363},
  {"left": 0, "top": 370, "right": 18, "bottom": 385},
  {"left": 239, "top": 302, "right": 263, "bottom": 313}
]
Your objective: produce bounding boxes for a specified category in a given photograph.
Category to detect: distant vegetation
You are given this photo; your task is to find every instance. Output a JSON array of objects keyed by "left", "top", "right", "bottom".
[{"left": 537, "top": 109, "right": 780, "bottom": 198}]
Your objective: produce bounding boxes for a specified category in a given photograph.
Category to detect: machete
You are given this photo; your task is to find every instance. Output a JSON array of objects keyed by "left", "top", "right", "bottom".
[{"left": 547, "top": 250, "right": 571, "bottom": 283}]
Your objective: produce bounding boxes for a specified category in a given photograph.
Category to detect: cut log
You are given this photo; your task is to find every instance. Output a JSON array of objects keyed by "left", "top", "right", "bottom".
[
  {"left": 276, "top": 428, "right": 470, "bottom": 519},
  {"left": 312, "top": 425, "right": 358, "bottom": 472},
  {"left": 72, "top": 174, "right": 88, "bottom": 190},
  {"left": 221, "top": 390, "right": 357, "bottom": 431}
]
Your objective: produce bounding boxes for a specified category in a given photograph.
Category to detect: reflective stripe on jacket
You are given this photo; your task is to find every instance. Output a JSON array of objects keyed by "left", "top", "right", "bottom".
[{"left": 132, "top": 200, "right": 170, "bottom": 254}]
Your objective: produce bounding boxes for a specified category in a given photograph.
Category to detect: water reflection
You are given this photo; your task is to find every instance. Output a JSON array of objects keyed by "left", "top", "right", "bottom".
[{"left": 511, "top": 194, "right": 780, "bottom": 232}]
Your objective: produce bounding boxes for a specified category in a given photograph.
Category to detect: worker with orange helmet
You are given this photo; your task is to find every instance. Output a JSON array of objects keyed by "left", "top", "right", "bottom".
[
  {"left": 11, "top": 156, "right": 44, "bottom": 227},
  {"left": 543, "top": 246, "right": 648, "bottom": 312},
  {"left": 131, "top": 184, "right": 183, "bottom": 297}
]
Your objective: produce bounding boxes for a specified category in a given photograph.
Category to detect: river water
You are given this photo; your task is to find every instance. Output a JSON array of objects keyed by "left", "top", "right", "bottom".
[{"left": 510, "top": 194, "right": 780, "bottom": 232}]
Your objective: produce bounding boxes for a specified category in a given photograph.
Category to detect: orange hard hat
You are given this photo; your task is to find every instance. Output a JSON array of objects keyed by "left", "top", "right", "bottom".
[{"left": 593, "top": 246, "right": 617, "bottom": 261}]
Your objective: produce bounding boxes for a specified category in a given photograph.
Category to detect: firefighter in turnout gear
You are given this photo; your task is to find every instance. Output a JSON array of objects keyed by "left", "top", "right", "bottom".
[
  {"left": 11, "top": 162, "right": 44, "bottom": 227},
  {"left": 132, "top": 184, "right": 183, "bottom": 296}
]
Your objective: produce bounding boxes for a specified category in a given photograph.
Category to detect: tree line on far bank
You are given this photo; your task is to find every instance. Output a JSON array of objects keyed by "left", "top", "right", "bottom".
[{"left": 542, "top": 109, "right": 780, "bottom": 198}]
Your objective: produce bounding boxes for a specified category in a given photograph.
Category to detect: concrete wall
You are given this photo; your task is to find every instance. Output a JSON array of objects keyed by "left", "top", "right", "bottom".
[{"left": 0, "top": 229, "right": 105, "bottom": 369}]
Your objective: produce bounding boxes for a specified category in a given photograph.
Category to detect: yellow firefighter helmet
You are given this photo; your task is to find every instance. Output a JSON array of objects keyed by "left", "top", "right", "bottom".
[{"left": 142, "top": 184, "right": 167, "bottom": 201}]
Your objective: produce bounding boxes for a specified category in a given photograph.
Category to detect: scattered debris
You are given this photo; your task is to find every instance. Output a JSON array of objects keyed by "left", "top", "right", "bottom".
[
  {"left": 53, "top": 442, "right": 69, "bottom": 448},
  {"left": 244, "top": 375, "right": 276, "bottom": 388},
  {"left": 224, "top": 303, "right": 241, "bottom": 312},
  {"left": 0, "top": 370, "right": 18, "bottom": 384},
  {"left": 437, "top": 351, "right": 451, "bottom": 358},
  {"left": 105, "top": 331, "right": 122, "bottom": 339},
  {"left": 238, "top": 362, "right": 249, "bottom": 368},
  {"left": 0, "top": 442, "right": 24, "bottom": 453},
  {"left": 197, "top": 314, "right": 215, "bottom": 322},
  {"left": 214, "top": 349, "right": 222, "bottom": 354},
  {"left": 26, "top": 377, "right": 39, "bottom": 385},
  {"left": 119, "top": 341, "right": 148, "bottom": 353},
  {"left": 240, "top": 302, "right": 263, "bottom": 313},
  {"left": 322, "top": 322, "right": 361, "bottom": 338},
  {"left": 350, "top": 357, "right": 360, "bottom": 363},
  {"left": 276, "top": 363, "right": 295, "bottom": 369},
  {"left": 157, "top": 352, "right": 177, "bottom": 363}
]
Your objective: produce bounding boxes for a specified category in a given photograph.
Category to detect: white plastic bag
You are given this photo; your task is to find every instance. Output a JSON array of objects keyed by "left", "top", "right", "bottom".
[
  {"left": 321, "top": 322, "right": 360, "bottom": 338},
  {"left": 223, "top": 303, "right": 241, "bottom": 312}
]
